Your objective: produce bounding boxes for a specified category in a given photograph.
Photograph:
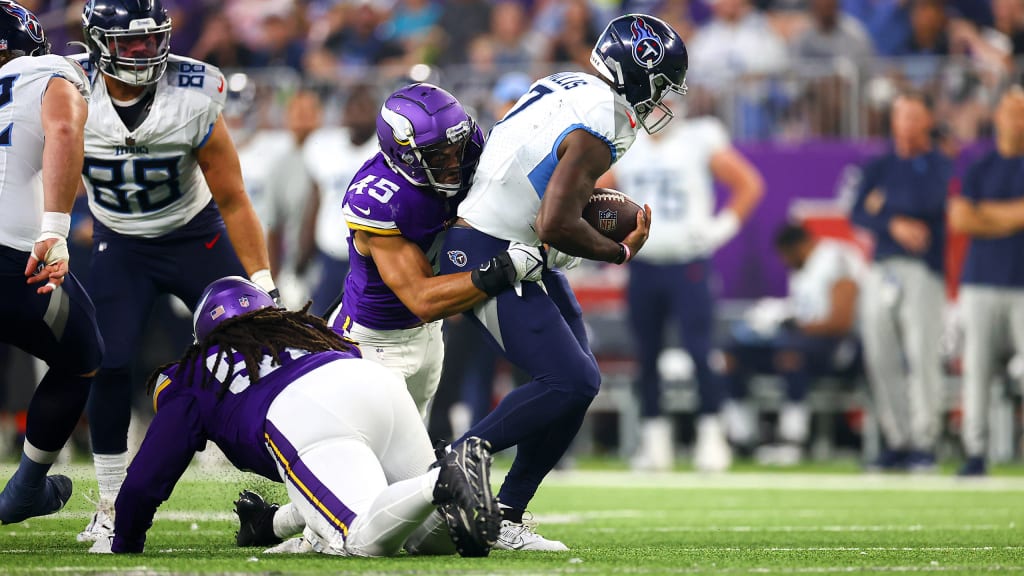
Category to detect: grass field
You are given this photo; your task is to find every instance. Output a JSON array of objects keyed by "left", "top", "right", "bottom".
[{"left": 0, "top": 461, "right": 1022, "bottom": 575}]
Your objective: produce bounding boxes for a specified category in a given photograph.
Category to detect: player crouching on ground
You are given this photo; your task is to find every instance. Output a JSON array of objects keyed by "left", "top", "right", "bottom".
[{"left": 89, "top": 277, "right": 500, "bottom": 557}]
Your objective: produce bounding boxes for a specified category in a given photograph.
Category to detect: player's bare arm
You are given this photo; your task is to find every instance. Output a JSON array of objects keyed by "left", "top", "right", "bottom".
[
  {"left": 26, "top": 76, "right": 88, "bottom": 293},
  {"left": 197, "top": 115, "right": 272, "bottom": 278},
  {"left": 797, "top": 278, "right": 858, "bottom": 337},
  {"left": 358, "top": 231, "right": 495, "bottom": 323},
  {"left": 535, "top": 129, "right": 651, "bottom": 263},
  {"left": 709, "top": 146, "right": 764, "bottom": 221}
]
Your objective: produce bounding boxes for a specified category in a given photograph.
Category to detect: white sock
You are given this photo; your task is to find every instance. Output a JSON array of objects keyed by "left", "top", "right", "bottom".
[
  {"left": 273, "top": 503, "right": 305, "bottom": 539},
  {"left": 94, "top": 452, "right": 127, "bottom": 506},
  {"left": 342, "top": 468, "right": 440, "bottom": 557},
  {"left": 23, "top": 440, "right": 59, "bottom": 465}
]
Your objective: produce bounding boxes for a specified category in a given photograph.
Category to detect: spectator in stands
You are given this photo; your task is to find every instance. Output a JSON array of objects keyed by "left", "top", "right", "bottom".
[
  {"left": 687, "top": 0, "right": 789, "bottom": 138},
  {"left": 723, "top": 223, "right": 864, "bottom": 466},
  {"left": 901, "top": 0, "right": 951, "bottom": 56},
  {"left": 843, "top": 0, "right": 912, "bottom": 57},
  {"left": 190, "top": 8, "right": 264, "bottom": 69},
  {"left": 431, "top": 0, "right": 492, "bottom": 67},
  {"left": 851, "top": 91, "right": 951, "bottom": 472},
  {"left": 489, "top": 1, "right": 537, "bottom": 71},
  {"left": 382, "top": 0, "right": 441, "bottom": 63},
  {"left": 606, "top": 106, "right": 764, "bottom": 473},
  {"left": 250, "top": 11, "right": 307, "bottom": 72},
  {"left": 543, "top": 0, "right": 599, "bottom": 70},
  {"left": 949, "top": 0, "right": 1024, "bottom": 72},
  {"left": 947, "top": 87, "right": 1024, "bottom": 477},
  {"left": 321, "top": 1, "right": 405, "bottom": 70},
  {"left": 793, "top": 0, "right": 875, "bottom": 61}
]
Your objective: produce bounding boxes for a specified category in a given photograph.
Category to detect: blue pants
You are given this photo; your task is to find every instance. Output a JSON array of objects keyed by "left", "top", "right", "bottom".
[
  {"left": 310, "top": 250, "right": 348, "bottom": 318},
  {"left": 440, "top": 227, "right": 600, "bottom": 511},
  {"left": 87, "top": 221, "right": 244, "bottom": 454},
  {"left": 627, "top": 259, "right": 721, "bottom": 417},
  {"left": 725, "top": 323, "right": 859, "bottom": 402},
  {"left": 0, "top": 245, "right": 103, "bottom": 452}
]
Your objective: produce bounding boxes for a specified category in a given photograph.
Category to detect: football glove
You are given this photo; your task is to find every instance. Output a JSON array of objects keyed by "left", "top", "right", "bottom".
[{"left": 545, "top": 246, "right": 582, "bottom": 270}]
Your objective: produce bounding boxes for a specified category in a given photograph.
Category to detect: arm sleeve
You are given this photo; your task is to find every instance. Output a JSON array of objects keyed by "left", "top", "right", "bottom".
[
  {"left": 188, "top": 62, "right": 227, "bottom": 149},
  {"left": 849, "top": 157, "right": 892, "bottom": 234},
  {"left": 111, "top": 394, "right": 205, "bottom": 553}
]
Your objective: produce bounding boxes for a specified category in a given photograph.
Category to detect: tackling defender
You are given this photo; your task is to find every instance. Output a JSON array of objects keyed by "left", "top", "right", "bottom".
[
  {"left": 437, "top": 14, "right": 686, "bottom": 550},
  {"left": 74, "top": 0, "right": 275, "bottom": 540},
  {"left": 0, "top": 0, "right": 100, "bottom": 525},
  {"left": 232, "top": 83, "right": 545, "bottom": 550},
  {"left": 87, "top": 277, "right": 500, "bottom": 557}
]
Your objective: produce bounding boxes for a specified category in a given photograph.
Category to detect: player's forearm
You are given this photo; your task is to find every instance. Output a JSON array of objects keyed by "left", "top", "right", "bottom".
[
  {"left": 400, "top": 273, "right": 488, "bottom": 323},
  {"left": 976, "top": 199, "right": 1024, "bottom": 234},
  {"left": 536, "top": 217, "right": 622, "bottom": 263},
  {"left": 220, "top": 202, "right": 272, "bottom": 275},
  {"left": 40, "top": 83, "right": 87, "bottom": 214}
]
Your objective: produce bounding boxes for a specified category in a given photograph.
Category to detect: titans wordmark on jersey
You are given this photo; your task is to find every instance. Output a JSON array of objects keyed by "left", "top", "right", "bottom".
[
  {"left": 0, "top": 55, "right": 90, "bottom": 252},
  {"left": 74, "top": 54, "right": 227, "bottom": 238},
  {"left": 457, "top": 72, "right": 637, "bottom": 245}
]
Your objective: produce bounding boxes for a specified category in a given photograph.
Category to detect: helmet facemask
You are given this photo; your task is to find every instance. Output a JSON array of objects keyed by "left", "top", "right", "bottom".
[
  {"left": 632, "top": 72, "right": 687, "bottom": 134},
  {"left": 89, "top": 18, "right": 171, "bottom": 86}
]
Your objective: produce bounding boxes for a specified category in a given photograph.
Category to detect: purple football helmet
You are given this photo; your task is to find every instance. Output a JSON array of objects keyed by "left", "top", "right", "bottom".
[
  {"left": 193, "top": 276, "right": 276, "bottom": 342},
  {"left": 376, "top": 83, "right": 475, "bottom": 197}
]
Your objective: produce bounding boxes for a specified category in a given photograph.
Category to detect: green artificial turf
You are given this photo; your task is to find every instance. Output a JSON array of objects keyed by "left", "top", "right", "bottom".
[{"left": 0, "top": 463, "right": 1021, "bottom": 575}]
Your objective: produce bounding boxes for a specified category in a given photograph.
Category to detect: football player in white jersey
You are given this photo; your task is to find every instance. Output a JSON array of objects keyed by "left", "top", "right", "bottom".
[
  {"left": 722, "top": 223, "right": 863, "bottom": 465},
  {"left": 437, "top": 14, "right": 686, "bottom": 550},
  {"left": 73, "top": 0, "right": 275, "bottom": 542},
  {"left": 302, "top": 84, "right": 379, "bottom": 317},
  {"left": 0, "top": 1, "right": 99, "bottom": 524},
  {"left": 604, "top": 111, "right": 763, "bottom": 472}
]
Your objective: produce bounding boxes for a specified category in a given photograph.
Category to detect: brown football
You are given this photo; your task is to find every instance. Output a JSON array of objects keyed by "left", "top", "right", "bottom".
[{"left": 582, "top": 188, "right": 643, "bottom": 243}]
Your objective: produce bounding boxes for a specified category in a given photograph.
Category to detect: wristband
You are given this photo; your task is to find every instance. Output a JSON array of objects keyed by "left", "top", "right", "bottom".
[
  {"left": 614, "top": 243, "right": 631, "bottom": 265},
  {"left": 250, "top": 269, "right": 277, "bottom": 293},
  {"left": 40, "top": 212, "right": 71, "bottom": 238}
]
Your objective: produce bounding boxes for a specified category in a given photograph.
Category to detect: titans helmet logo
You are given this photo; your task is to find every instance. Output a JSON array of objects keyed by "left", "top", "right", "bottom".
[
  {"left": 0, "top": 1, "right": 44, "bottom": 42},
  {"left": 630, "top": 16, "right": 664, "bottom": 69}
]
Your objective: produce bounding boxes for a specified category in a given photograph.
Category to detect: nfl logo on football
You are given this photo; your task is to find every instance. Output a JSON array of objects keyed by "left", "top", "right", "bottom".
[
  {"left": 238, "top": 296, "right": 250, "bottom": 308},
  {"left": 598, "top": 209, "right": 618, "bottom": 233}
]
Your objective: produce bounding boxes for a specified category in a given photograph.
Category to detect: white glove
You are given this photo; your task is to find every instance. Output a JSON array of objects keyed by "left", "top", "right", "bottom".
[
  {"left": 686, "top": 210, "right": 740, "bottom": 255},
  {"left": 506, "top": 242, "right": 544, "bottom": 297},
  {"left": 545, "top": 246, "right": 582, "bottom": 270},
  {"left": 89, "top": 535, "right": 114, "bottom": 554}
]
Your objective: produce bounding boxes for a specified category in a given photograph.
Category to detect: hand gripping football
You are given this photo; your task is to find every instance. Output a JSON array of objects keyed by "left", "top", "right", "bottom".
[{"left": 582, "top": 188, "right": 643, "bottom": 243}]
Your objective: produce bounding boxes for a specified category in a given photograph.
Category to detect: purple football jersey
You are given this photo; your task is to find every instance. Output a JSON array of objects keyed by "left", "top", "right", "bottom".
[
  {"left": 111, "top": 344, "right": 361, "bottom": 553},
  {"left": 333, "top": 129, "right": 483, "bottom": 331}
]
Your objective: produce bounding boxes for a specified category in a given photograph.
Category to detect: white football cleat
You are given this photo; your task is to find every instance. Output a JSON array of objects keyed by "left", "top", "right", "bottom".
[
  {"left": 694, "top": 415, "right": 732, "bottom": 473},
  {"left": 494, "top": 515, "right": 568, "bottom": 552},
  {"left": 77, "top": 508, "right": 115, "bottom": 543},
  {"left": 630, "top": 417, "right": 674, "bottom": 472}
]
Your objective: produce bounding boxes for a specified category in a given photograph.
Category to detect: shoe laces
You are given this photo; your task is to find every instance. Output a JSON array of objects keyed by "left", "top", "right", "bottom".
[
  {"left": 81, "top": 490, "right": 114, "bottom": 517},
  {"left": 504, "top": 511, "right": 540, "bottom": 537}
]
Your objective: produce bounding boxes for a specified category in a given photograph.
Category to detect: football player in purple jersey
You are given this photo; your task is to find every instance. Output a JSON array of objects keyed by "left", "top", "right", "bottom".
[{"left": 88, "top": 276, "right": 501, "bottom": 557}]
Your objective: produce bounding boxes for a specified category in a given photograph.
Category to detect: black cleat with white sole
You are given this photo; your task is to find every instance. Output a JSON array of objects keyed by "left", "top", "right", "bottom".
[
  {"left": 432, "top": 436, "right": 500, "bottom": 557},
  {"left": 233, "top": 490, "right": 283, "bottom": 547}
]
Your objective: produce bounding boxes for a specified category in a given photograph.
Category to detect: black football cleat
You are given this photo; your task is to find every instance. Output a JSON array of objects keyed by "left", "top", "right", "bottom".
[
  {"left": 233, "top": 490, "right": 283, "bottom": 547},
  {"left": 432, "top": 436, "right": 501, "bottom": 558}
]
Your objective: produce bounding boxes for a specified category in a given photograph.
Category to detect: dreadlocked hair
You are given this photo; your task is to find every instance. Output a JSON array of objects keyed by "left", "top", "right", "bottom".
[{"left": 145, "top": 303, "right": 351, "bottom": 399}]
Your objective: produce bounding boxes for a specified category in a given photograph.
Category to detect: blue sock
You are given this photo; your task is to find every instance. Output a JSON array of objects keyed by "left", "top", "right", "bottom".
[{"left": 7, "top": 453, "right": 50, "bottom": 489}]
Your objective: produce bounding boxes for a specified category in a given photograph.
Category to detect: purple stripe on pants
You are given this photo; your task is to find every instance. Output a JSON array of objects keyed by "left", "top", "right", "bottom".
[{"left": 264, "top": 419, "right": 357, "bottom": 536}]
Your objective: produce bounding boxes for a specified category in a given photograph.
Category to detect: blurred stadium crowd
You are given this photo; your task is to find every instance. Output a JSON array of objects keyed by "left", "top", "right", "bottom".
[{"left": 1, "top": 0, "right": 1023, "bottom": 474}]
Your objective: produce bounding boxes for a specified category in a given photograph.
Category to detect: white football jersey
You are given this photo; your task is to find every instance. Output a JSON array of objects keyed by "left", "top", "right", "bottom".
[
  {"left": 0, "top": 55, "right": 90, "bottom": 252},
  {"left": 237, "top": 129, "right": 293, "bottom": 232},
  {"left": 458, "top": 72, "right": 637, "bottom": 244},
  {"left": 304, "top": 127, "right": 378, "bottom": 260},
  {"left": 76, "top": 54, "right": 227, "bottom": 238},
  {"left": 789, "top": 239, "right": 865, "bottom": 324},
  {"left": 612, "top": 116, "right": 729, "bottom": 263}
]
